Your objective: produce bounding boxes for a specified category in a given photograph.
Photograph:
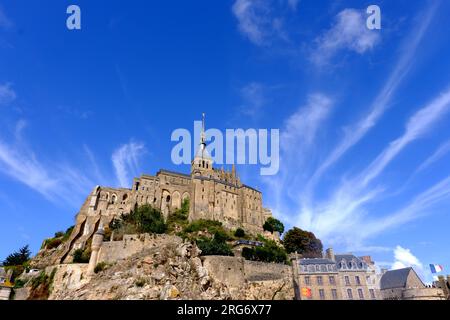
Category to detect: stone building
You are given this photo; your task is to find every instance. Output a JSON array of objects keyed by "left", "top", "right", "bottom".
[
  {"left": 54, "top": 115, "right": 273, "bottom": 264},
  {"left": 380, "top": 267, "right": 446, "bottom": 300},
  {"left": 293, "top": 248, "right": 380, "bottom": 300}
]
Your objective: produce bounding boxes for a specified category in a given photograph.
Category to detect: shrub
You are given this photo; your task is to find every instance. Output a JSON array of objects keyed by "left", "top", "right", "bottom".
[
  {"left": 263, "top": 217, "right": 285, "bottom": 234},
  {"left": 241, "top": 238, "right": 287, "bottom": 264},
  {"left": 111, "top": 205, "right": 167, "bottom": 236},
  {"left": 13, "top": 279, "right": 26, "bottom": 289},
  {"left": 72, "top": 248, "right": 90, "bottom": 263},
  {"left": 46, "top": 238, "right": 62, "bottom": 250},
  {"left": 234, "top": 228, "right": 246, "bottom": 238},
  {"left": 167, "top": 199, "right": 190, "bottom": 232},
  {"left": 54, "top": 231, "right": 64, "bottom": 238},
  {"left": 29, "top": 268, "right": 56, "bottom": 300},
  {"left": 62, "top": 226, "right": 74, "bottom": 241},
  {"left": 184, "top": 219, "right": 226, "bottom": 235},
  {"left": 94, "top": 262, "right": 107, "bottom": 274},
  {"left": 197, "top": 238, "right": 234, "bottom": 256}
]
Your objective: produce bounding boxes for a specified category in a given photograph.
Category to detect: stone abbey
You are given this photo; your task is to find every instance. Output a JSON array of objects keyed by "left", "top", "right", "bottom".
[{"left": 56, "top": 115, "right": 273, "bottom": 263}]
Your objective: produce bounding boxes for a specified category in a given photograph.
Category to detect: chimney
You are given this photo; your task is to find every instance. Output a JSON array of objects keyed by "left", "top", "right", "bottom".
[{"left": 325, "top": 248, "right": 335, "bottom": 261}]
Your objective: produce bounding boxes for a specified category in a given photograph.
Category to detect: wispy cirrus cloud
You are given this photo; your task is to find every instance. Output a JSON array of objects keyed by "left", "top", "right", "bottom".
[
  {"left": 359, "top": 87, "right": 450, "bottom": 187},
  {"left": 306, "top": 2, "right": 439, "bottom": 193},
  {"left": 282, "top": 93, "right": 333, "bottom": 149},
  {"left": 0, "top": 120, "right": 142, "bottom": 208},
  {"left": 0, "top": 133, "right": 96, "bottom": 207},
  {"left": 263, "top": 93, "right": 334, "bottom": 225},
  {"left": 296, "top": 86, "right": 450, "bottom": 246},
  {"left": 312, "top": 8, "right": 381, "bottom": 66},
  {"left": 112, "top": 141, "right": 146, "bottom": 188},
  {"left": 415, "top": 140, "right": 450, "bottom": 174}
]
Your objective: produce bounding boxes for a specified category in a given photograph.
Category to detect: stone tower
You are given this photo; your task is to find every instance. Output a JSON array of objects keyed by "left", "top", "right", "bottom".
[{"left": 191, "top": 113, "right": 214, "bottom": 220}]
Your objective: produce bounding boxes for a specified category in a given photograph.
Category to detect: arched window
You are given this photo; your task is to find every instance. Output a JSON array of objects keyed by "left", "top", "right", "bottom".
[
  {"left": 111, "top": 194, "right": 117, "bottom": 204},
  {"left": 166, "top": 195, "right": 171, "bottom": 202}
]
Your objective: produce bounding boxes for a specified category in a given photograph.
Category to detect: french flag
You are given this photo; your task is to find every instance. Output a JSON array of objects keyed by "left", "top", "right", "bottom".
[{"left": 429, "top": 264, "right": 443, "bottom": 273}]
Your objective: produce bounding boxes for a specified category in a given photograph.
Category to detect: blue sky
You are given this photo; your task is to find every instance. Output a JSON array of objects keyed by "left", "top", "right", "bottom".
[{"left": 1, "top": 0, "right": 449, "bottom": 282}]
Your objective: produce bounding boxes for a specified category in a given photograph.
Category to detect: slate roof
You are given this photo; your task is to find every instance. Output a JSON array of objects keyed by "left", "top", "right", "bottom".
[
  {"left": 299, "top": 258, "right": 335, "bottom": 265},
  {"left": 335, "top": 254, "right": 359, "bottom": 262},
  {"left": 380, "top": 267, "right": 413, "bottom": 290}
]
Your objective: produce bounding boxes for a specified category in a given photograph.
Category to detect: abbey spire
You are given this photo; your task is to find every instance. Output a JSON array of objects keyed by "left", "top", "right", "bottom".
[{"left": 191, "top": 113, "right": 213, "bottom": 174}]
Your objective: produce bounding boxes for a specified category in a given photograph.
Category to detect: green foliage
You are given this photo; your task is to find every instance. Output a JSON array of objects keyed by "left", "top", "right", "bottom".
[
  {"left": 31, "top": 271, "right": 48, "bottom": 289},
  {"left": 111, "top": 204, "right": 167, "bottom": 237},
  {"left": 62, "top": 226, "right": 74, "bottom": 241},
  {"left": 196, "top": 232, "right": 234, "bottom": 256},
  {"left": 41, "top": 225, "right": 75, "bottom": 250},
  {"left": 282, "top": 227, "right": 323, "bottom": 258},
  {"left": 2, "top": 245, "right": 31, "bottom": 267},
  {"left": 167, "top": 199, "right": 190, "bottom": 232},
  {"left": 31, "top": 268, "right": 56, "bottom": 290},
  {"left": 94, "top": 262, "right": 108, "bottom": 274},
  {"left": 13, "top": 279, "right": 26, "bottom": 289},
  {"left": 45, "top": 238, "right": 62, "bottom": 250},
  {"left": 184, "top": 219, "right": 226, "bottom": 235},
  {"left": 241, "top": 238, "right": 287, "bottom": 264},
  {"left": 72, "top": 248, "right": 90, "bottom": 263},
  {"left": 234, "top": 228, "right": 246, "bottom": 238},
  {"left": 4, "top": 265, "right": 24, "bottom": 282},
  {"left": 54, "top": 231, "right": 64, "bottom": 238},
  {"left": 263, "top": 217, "right": 285, "bottom": 234},
  {"left": 29, "top": 268, "right": 56, "bottom": 299}
]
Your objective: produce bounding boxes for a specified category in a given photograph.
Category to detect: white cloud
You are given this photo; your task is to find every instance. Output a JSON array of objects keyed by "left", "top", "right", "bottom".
[
  {"left": 392, "top": 246, "right": 423, "bottom": 270},
  {"left": 416, "top": 140, "right": 450, "bottom": 174},
  {"left": 0, "top": 83, "right": 16, "bottom": 105},
  {"left": 232, "top": 0, "right": 269, "bottom": 45},
  {"left": 112, "top": 141, "right": 146, "bottom": 188},
  {"left": 312, "top": 9, "right": 380, "bottom": 66},
  {"left": 359, "top": 87, "right": 450, "bottom": 187},
  {"left": 262, "top": 93, "right": 333, "bottom": 225},
  {"left": 231, "top": 0, "right": 292, "bottom": 46},
  {"left": 0, "top": 135, "right": 96, "bottom": 207},
  {"left": 282, "top": 94, "right": 333, "bottom": 148},
  {"left": 307, "top": 3, "right": 438, "bottom": 192},
  {"left": 281, "top": 84, "right": 450, "bottom": 250}
]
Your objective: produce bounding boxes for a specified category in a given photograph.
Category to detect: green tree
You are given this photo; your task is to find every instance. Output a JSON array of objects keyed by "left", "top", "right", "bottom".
[
  {"left": 134, "top": 205, "right": 167, "bottom": 234},
  {"left": 263, "top": 217, "right": 285, "bottom": 234},
  {"left": 2, "top": 245, "right": 31, "bottom": 266},
  {"left": 196, "top": 231, "right": 234, "bottom": 256},
  {"left": 234, "top": 228, "right": 245, "bottom": 238},
  {"left": 282, "top": 227, "right": 323, "bottom": 258},
  {"left": 241, "top": 238, "right": 287, "bottom": 263}
]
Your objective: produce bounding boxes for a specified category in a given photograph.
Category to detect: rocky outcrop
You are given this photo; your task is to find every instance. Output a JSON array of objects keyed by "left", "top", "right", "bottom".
[{"left": 37, "top": 234, "right": 294, "bottom": 300}]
